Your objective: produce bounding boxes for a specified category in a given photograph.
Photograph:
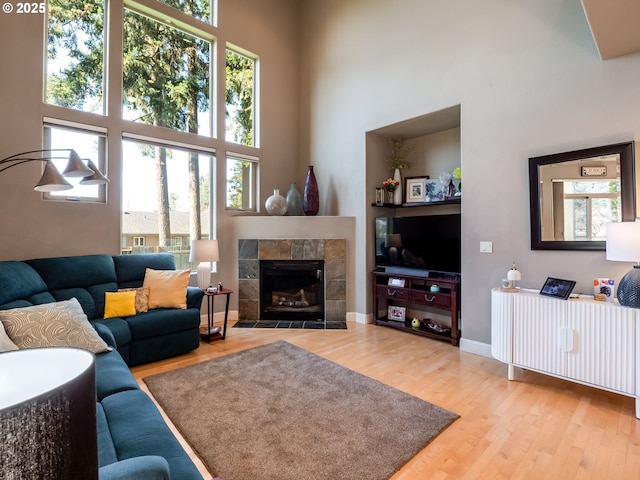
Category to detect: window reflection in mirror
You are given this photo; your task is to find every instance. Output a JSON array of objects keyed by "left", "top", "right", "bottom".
[{"left": 540, "top": 154, "right": 621, "bottom": 242}]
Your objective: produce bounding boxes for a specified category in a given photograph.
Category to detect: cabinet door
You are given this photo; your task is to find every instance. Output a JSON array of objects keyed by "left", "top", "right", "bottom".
[
  {"left": 491, "top": 289, "right": 513, "bottom": 364},
  {"left": 512, "top": 294, "right": 567, "bottom": 377},
  {"left": 567, "top": 302, "right": 635, "bottom": 395}
]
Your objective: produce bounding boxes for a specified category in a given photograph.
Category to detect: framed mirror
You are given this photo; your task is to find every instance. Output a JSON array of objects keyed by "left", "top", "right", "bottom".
[{"left": 529, "top": 141, "right": 636, "bottom": 251}]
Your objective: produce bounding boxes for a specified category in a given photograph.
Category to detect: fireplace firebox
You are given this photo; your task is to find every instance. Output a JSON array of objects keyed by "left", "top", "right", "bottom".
[{"left": 260, "top": 260, "right": 325, "bottom": 321}]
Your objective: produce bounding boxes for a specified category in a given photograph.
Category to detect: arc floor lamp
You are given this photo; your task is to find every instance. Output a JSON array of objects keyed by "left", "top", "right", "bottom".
[{"left": 0, "top": 148, "right": 109, "bottom": 192}]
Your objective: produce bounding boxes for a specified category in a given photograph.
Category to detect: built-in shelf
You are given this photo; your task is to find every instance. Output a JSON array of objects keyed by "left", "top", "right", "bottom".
[{"left": 371, "top": 197, "right": 461, "bottom": 208}]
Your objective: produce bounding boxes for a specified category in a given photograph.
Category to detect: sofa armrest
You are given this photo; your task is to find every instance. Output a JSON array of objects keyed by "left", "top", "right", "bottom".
[
  {"left": 98, "top": 456, "right": 170, "bottom": 480},
  {"left": 186, "top": 286, "right": 205, "bottom": 310},
  {"left": 93, "top": 322, "right": 118, "bottom": 349}
]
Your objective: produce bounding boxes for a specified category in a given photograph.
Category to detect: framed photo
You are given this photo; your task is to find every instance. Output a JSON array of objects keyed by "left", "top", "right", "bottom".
[
  {"left": 405, "top": 176, "right": 428, "bottom": 203},
  {"left": 387, "top": 305, "right": 406, "bottom": 322},
  {"left": 540, "top": 277, "right": 576, "bottom": 300},
  {"left": 375, "top": 187, "right": 384, "bottom": 205},
  {"left": 388, "top": 277, "right": 406, "bottom": 287},
  {"left": 424, "top": 179, "right": 444, "bottom": 202}
]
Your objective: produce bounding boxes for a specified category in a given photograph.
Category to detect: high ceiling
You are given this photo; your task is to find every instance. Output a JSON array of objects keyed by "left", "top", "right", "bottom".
[{"left": 581, "top": 0, "right": 640, "bottom": 60}]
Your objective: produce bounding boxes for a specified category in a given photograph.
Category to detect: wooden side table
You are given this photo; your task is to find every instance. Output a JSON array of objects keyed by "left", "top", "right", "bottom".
[{"left": 200, "top": 288, "right": 233, "bottom": 343}]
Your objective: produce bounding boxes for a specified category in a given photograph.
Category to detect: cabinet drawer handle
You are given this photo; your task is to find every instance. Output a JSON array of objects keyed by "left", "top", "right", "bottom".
[
  {"left": 387, "top": 289, "right": 396, "bottom": 296},
  {"left": 423, "top": 295, "right": 435, "bottom": 302}
]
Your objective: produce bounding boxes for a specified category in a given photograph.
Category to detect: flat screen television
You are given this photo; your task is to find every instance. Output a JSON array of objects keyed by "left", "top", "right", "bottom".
[{"left": 375, "top": 213, "right": 461, "bottom": 276}]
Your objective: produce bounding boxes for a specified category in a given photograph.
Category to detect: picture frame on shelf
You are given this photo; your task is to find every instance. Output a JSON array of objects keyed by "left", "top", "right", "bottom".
[
  {"left": 375, "top": 187, "right": 384, "bottom": 205},
  {"left": 405, "top": 176, "right": 428, "bottom": 203},
  {"left": 424, "top": 179, "right": 444, "bottom": 202},
  {"left": 387, "top": 305, "right": 406, "bottom": 322}
]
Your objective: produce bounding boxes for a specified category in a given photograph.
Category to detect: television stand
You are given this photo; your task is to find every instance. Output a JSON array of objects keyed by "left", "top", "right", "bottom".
[{"left": 371, "top": 270, "right": 460, "bottom": 346}]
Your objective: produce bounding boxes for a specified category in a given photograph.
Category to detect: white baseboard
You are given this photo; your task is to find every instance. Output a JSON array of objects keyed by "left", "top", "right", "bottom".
[
  {"left": 348, "top": 312, "right": 371, "bottom": 324},
  {"left": 459, "top": 338, "right": 492, "bottom": 358}
]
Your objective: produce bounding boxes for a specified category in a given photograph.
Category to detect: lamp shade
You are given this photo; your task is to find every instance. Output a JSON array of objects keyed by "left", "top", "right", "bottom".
[
  {"left": 606, "top": 222, "right": 640, "bottom": 262},
  {"left": 606, "top": 222, "right": 640, "bottom": 308},
  {"left": 80, "top": 159, "right": 110, "bottom": 185},
  {"left": 62, "top": 149, "right": 93, "bottom": 177},
  {"left": 34, "top": 160, "right": 73, "bottom": 192},
  {"left": 189, "top": 239, "right": 220, "bottom": 290},
  {"left": 189, "top": 239, "right": 220, "bottom": 263},
  {"left": 0, "top": 347, "right": 98, "bottom": 479}
]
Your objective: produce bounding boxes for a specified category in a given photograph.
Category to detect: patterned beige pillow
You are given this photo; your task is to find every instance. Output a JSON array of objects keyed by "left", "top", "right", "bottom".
[
  {"left": 0, "top": 321, "right": 18, "bottom": 352},
  {"left": 118, "top": 287, "right": 150, "bottom": 313},
  {"left": 0, "top": 298, "right": 111, "bottom": 354}
]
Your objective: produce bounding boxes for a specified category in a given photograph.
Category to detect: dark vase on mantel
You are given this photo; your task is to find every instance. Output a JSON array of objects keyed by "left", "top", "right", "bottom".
[{"left": 303, "top": 165, "right": 319, "bottom": 216}]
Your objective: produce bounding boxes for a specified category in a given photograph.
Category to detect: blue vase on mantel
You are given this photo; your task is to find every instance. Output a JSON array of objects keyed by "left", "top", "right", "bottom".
[{"left": 286, "top": 182, "right": 303, "bottom": 216}]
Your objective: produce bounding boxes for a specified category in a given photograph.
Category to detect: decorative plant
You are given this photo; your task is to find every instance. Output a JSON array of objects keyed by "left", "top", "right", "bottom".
[
  {"left": 382, "top": 178, "right": 399, "bottom": 192},
  {"left": 387, "top": 137, "right": 413, "bottom": 170}
]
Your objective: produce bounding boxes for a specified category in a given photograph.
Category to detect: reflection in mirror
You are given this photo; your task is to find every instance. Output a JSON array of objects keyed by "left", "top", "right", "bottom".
[{"left": 529, "top": 142, "right": 636, "bottom": 251}]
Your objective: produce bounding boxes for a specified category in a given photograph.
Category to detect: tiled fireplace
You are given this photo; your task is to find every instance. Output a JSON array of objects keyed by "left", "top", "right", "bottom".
[{"left": 238, "top": 239, "right": 346, "bottom": 324}]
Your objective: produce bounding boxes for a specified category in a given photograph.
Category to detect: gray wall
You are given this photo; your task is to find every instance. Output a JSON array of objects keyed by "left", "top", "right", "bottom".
[{"left": 299, "top": 0, "right": 640, "bottom": 346}]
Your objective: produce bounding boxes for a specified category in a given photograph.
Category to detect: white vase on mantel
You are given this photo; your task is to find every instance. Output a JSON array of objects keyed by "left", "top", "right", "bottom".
[
  {"left": 393, "top": 168, "right": 402, "bottom": 205},
  {"left": 265, "top": 189, "right": 287, "bottom": 216}
]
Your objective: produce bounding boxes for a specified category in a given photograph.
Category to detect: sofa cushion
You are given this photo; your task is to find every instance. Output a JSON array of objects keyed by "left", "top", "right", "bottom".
[
  {"left": 104, "top": 291, "right": 137, "bottom": 319},
  {"left": 100, "top": 389, "right": 202, "bottom": 479},
  {"left": 127, "top": 308, "right": 200, "bottom": 340},
  {"left": 98, "top": 456, "right": 170, "bottom": 480},
  {"left": 26, "top": 255, "right": 118, "bottom": 319},
  {"left": 0, "top": 298, "right": 111, "bottom": 353},
  {"left": 0, "top": 261, "right": 50, "bottom": 307},
  {"left": 143, "top": 269, "right": 190, "bottom": 309},
  {"left": 94, "top": 349, "right": 140, "bottom": 401},
  {"left": 97, "top": 402, "right": 119, "bottom": 467}
]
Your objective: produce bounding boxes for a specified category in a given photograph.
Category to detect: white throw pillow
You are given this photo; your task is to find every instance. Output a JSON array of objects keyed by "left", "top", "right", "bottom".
[{"left": 0, "top": 298, "right": 111, "bottom": 354}]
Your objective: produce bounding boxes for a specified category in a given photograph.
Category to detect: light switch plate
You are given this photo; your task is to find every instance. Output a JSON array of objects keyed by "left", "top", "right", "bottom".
[{"left": 480, "top": 241, "right": 493, "bottom": 253}]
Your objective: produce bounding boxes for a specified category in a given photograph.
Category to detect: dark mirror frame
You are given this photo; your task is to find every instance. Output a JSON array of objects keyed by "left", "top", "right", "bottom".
[{"left": 529, "top": 141, "right": 636, "bottom": 251}]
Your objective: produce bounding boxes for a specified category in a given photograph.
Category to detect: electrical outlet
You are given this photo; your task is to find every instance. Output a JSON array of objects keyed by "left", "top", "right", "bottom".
[{"left": 480, "top": 241, "right": 493, "bottom": 253}]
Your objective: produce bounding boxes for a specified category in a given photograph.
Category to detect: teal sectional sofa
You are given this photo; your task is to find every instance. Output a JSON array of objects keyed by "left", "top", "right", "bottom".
[{"left": 0, "top": 253, "right": 205, "bottom": 479}]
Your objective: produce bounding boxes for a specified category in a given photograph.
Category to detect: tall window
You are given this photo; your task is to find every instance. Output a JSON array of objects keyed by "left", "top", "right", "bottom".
[
  {"left": 46, "top": 0, "right": 105, "bottom": 114},
  {"left": 226, "top": 49, "right": 256, "bottom": 146},
  {"left": 122, "top": 138, "right": 213, "bottom": 264},
  {"left": 122, "top": 9, "right": 211, "bottom": 136}
]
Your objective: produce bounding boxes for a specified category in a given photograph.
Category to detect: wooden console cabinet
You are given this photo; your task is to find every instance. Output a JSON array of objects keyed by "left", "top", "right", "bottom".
[
  {"left": 372, "top": 270, "right": 460, "bottom": 346},
  {"left": 491, "top": 288, "right": 640, "bottom": 418}
]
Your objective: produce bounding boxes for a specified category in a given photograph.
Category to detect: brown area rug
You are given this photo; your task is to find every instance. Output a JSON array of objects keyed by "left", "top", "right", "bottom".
[{"left": 143, "top": 341, "right": 458, "bottom": 480}]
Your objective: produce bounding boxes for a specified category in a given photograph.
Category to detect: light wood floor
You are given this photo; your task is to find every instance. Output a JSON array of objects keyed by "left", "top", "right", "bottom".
[{"left": 131, "top": 322, "right": 640, "bottom": 479}]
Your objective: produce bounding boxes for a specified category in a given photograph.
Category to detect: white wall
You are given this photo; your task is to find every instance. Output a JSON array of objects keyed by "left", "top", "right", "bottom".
[{"left": 299, "top": 0, "right": 640, "bottom": 345}]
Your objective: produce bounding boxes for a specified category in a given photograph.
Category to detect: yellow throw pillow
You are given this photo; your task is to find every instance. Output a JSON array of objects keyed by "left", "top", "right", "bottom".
[
  {"left": 104, "top": 291, "right": 137, "bottom": 319},
  {"left": 143, "top": 268, "right": 190, "bottom": 309}
]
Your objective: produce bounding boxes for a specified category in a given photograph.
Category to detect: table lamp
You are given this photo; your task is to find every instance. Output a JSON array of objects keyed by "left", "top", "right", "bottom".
[
  {"left": 0, "top": 347, "right": 98, "bottom": 479},
  {"left": 606, "top": 221, "right": 640, "bottom": 308},
  {"left": 189, "top": 239, "right": 220, "bottom": 290}
]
